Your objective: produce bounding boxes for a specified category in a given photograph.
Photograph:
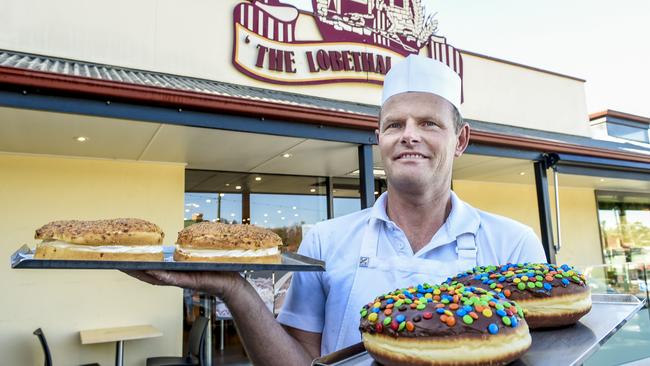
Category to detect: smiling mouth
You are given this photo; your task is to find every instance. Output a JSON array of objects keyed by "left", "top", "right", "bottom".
[{"left": 395, "top": 153, "right": 428, "bottom": 160}]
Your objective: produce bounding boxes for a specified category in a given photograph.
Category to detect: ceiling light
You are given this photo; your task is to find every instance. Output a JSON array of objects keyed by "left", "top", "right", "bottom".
[
  {"left": 219, "top": 193, "right": 225, "bottom": 197},
  {"left": 264, "top": 220, "right": 268, "bottom": 223},
  {"left": 263, "top": 213, "right": 268, "bottom": 217},
  {"left": 225, "top": 183, "right": 230, "bottom": 187},
  {"left": 230, "top": 213, "right": 235, "bottom": 217},
  {"left": 600, "top": 178, "right": 606, "bottom": 182},
  {"left": 310, "top": 188, "right": 316, "bottom": 193},
  {"left": 519, "top": 172, "right": 526, "bottom": 176},
  {"left": 185, "top": 209, "right": 190, "bottom": 213},
  {"left": 282, "top": 153, "right": 292, "bottom": 158},
  {"left": 235, "top": 185, "right": 242, "bottom": 190},
  {"left": 346, "top": 169, "right": 386, "bottom": 177},
  {"left": 255, "top": 177, "right": 262, "bottom": 181},
  {"left": 205, "top": 199, "right": 211, "bottom": 203},
  {"left": 277, "top": 210, "right": 282, "bottom": 214},
  {"left": 74, "top": 136, "right": 88, "bottom": 142},
  {"left": 292, "top": 206, "right": 297, "bottom": 210},
  {"left": 281, "top": 217, "right": 285, "bottom": 220},
  {"left": 374, "top": 191, "right": 379, "bottom": 195},
  {"left": 294, "top": 213, "right": 299, "bottom": 217}
]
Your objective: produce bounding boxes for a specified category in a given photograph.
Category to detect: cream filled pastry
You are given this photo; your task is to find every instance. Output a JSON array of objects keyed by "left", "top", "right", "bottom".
[
  {"left": 174, "top": 222, "right": 282, "bottom": 263},
  {"left": 33, "top": 218, "right": 164, "bottom": 261},
  {"left": 447, "top": 263, "right": 591, "bottom": 329},
  {"left": 360, "top": 283, "right": 531, "bottom": 366}
]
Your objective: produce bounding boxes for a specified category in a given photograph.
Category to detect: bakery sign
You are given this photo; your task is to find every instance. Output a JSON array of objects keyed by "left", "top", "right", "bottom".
[{"left": 232, "top": 0, "right": 464, "bottom": 85}]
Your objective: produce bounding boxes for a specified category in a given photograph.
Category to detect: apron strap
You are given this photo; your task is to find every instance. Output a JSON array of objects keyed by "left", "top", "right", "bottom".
[
  {"left": 455, "top": 232, "right": 478, "bottom": 265},
  {"left": 359, "top": 218, "right": 380, "bottom": 268}
]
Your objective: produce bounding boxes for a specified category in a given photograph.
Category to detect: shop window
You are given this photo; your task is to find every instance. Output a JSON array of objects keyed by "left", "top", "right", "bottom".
[
  {"left": 606, "top": 122, "right": 649, "bottom": 143},
  {"left": 184, "top": 192, "right": 242, "bottom": 226},
  {"left": 597, "top": 191, "right": 650, "bottom": 264}
]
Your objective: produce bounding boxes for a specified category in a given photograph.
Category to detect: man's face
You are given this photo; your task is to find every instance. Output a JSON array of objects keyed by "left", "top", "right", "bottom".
[{"left": 378, "top": 92, "right": 466, "bottom": 194}]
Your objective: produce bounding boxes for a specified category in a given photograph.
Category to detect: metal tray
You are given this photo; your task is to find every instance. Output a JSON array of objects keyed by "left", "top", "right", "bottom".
[
  {"left": 313, "top": 293, "right": 646, "bottom": 366},
  {"left": 10, "top": 245, "right": 325, "bottom": 272}
]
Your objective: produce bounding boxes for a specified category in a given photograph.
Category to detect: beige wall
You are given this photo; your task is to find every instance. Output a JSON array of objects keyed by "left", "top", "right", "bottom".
[
  {"left": 454, "top": 180, "right": 604, "bottom": 266},
  {"left": 0, "top": 154, "right": 184, "bottom": 366},
  {"left": 461, "top": 54, "right": 590, "bottom": 136},
  {"left": 0, "top": 0, "right": 590, "bottom": 136},
  {"left": 549, "top": 186, "right": 604, "bottom": 267}
]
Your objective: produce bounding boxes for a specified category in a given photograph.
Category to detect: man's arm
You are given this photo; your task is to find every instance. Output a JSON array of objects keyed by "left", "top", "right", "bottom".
[{"left": 125, "top": 270, "right": 320, "bottom": 366}]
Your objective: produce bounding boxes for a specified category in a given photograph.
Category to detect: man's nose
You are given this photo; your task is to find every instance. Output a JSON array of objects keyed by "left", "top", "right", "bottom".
[{"left": 400, "top": 120, "right": 421, "bottom": 145}]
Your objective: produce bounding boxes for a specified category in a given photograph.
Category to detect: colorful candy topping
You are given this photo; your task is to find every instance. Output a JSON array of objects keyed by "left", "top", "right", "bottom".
[
  {"left": 447, "top": 263, "right": 587, "bottom": 299},
  {"left": 359, "top": 282, "right": 525, "bottom": 337}
]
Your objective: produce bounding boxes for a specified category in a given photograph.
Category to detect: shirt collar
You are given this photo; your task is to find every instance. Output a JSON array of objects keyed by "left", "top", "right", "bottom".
[{"left": 369, "top": 191, "right": 481, "bottom": 240}]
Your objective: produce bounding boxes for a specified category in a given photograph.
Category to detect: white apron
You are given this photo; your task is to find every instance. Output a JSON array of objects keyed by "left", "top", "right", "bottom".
[{"left": 334, "top": 217, "right": 478, "bottom": 351}]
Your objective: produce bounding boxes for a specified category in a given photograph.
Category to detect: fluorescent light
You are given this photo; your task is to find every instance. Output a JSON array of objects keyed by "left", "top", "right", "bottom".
[
  {"left": 74, "top": 136, "right": 88, "bottom": 142},
  {"left": 347, "top": 169, "right": 386, "bottom": 177},
  {"left": 255, "top": 177, "right": 262, "bottom": 181},
  {"left": 282, "top": 153, "right": 292, "bottom": 158},
  {"left": 263, "top": 213, "right": 268, "bottom": 217},
  {"left": 600, "top": 178, "right": 606, "bottom": 182},
  {"left": 294, "top": 213, "right": 299, "bottom": 217},
  {"left": 225, "top": 183, "right": 230, "bottom": 187},
  {"left": 281, "top": 217, "right": 285, "bottom": 220},
  {"left": 185, "top": 209, "right": 190, "bottom": 213},
  {"left": 374, "top": 191, "right": 378, "bottom": 195},
  {"left": 235, "top": 185, "right": 242, "bottom": 190},
  {"left": 219, "top": 193, "right": 225, "bottom": 197},
  {"left": 230, "top": 213, "right": 235, "bottom": 217},
  {"left": 206, "top": 199, "right": 211, "bottom": 203},
  {"left": 519, "top": 172, "right": 526, "bottom": 176},
  {"left": 276, "top": 210, "right": 282, "bottom": 214},
  {"left": 310, "top": 188, "right": 316, "bottom": 193}
]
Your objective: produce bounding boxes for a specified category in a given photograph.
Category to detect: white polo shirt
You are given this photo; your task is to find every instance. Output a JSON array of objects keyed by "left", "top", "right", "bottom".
[{"left": 276, "top": 191, "right": 547, "bottom": 356}]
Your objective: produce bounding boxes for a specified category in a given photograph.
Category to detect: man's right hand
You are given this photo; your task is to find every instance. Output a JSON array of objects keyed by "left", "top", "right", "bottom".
[{"left": 122, "top": 270, "right": 246, "bottom": 300}]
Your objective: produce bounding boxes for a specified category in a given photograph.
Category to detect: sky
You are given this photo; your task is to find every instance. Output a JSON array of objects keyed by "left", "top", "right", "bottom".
[{"left": 281, "top": 0, "right": 650, "bottom": 117}]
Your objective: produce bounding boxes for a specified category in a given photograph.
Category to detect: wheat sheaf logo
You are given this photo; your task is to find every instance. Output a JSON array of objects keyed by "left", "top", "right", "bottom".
[{"left": 232, "top": 0, "right": 462, "bottom": 86}]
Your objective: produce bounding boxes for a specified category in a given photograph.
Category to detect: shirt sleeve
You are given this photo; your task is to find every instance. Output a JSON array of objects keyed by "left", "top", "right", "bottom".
[
  {"left": 276, "top": 226, "right": 326, "bottom": 334},
  {"left": 509, "top": 228, "right": 548, "bottom": 264}
]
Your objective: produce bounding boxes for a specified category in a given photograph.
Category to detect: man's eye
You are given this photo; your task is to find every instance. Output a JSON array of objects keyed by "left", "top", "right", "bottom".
[
  {"left": 386, "top": 122, "right": 401, "bottom": 129},
  {"left": 424, "top": 121, "right": 437, "bottom": 127}
]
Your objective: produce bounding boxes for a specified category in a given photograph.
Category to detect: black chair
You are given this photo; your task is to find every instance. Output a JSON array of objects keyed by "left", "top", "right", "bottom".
[
  {"left": 146, "top": 316, "right": 209, "bottom": 366},
  {"left": 33, "top": 328, "right": 100, "bottom": 366}
]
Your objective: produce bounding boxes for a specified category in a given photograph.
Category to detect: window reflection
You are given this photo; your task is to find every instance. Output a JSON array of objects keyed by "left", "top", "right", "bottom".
[
  {"left": 597, "top": 191, "right": 650, "bottom": 264},
  {"left": 184, "top": 170, "right": 386, "bottom": 250}
]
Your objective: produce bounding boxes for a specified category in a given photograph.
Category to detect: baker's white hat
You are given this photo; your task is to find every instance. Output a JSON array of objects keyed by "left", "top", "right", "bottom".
[{"left": 381, "top": 54, "right": 462, "bottom": 112}]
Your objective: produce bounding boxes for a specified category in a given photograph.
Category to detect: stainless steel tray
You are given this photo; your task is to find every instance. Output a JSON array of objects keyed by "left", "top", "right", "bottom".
[
  {"left": 313, "top": 293, "right": 646, "bottom": 366},
  {"left": 10, "top": 245, "right": 325, "bottom": 272}
]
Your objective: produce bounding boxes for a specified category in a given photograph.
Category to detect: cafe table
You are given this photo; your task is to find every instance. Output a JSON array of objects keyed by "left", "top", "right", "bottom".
[{"left": 79, "top": 324, "right": 163, "bottom": 366}]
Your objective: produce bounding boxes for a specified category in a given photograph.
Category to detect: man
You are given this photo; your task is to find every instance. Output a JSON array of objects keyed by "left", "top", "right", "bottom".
[{"left": 128, "top": 55, "right": 546, "bottom": 365}]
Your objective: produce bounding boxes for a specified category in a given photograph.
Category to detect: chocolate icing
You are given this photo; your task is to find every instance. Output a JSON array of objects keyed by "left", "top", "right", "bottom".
[
  {"left": 446, "top": 263, "right": 589, "bottom": 302},
  {"left": 359, "top": 283, "right": 526, "bottom": 339}
]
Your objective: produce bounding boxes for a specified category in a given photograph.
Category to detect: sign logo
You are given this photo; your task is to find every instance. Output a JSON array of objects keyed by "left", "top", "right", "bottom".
[{"left": 232, "top": 0, "right": 463, "bottom": 86}]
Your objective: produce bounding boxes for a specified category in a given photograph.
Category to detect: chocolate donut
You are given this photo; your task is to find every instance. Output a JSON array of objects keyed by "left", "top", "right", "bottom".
[
  {"left": 447, "top": 263, "right": 591, "bottom": 329},
  {"left": 359, "top": 283, "right": 531, "bottom": 366}
]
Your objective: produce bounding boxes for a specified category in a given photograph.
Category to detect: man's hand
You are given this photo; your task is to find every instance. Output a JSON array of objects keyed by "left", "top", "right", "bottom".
[{"left": 122, "top": 270, "right": 246, "bottom": 300}]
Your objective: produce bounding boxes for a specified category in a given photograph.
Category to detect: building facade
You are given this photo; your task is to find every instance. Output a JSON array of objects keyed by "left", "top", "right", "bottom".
[{"left": 1, "top": 1, "right": 649, "bottom": 365}]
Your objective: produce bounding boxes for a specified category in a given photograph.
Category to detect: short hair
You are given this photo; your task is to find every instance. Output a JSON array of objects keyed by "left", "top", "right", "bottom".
[{"left": 378, "top": 101, "right": 465, "bottom": 134}]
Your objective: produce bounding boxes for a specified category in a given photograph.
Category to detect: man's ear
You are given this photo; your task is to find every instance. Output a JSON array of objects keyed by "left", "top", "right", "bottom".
[
  {"left": 455, "top": 123, "right": 470, "bottom": 157},
  {"left": 375, "top": 128, "right": 380, "bottom": 143}
]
